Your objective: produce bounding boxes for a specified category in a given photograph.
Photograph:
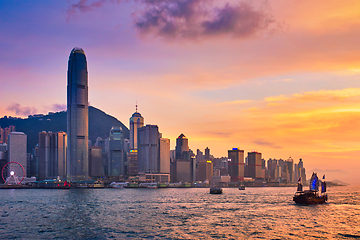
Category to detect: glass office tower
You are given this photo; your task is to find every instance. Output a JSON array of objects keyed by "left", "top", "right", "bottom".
[{"left": 67, "top": 48, "right": 89, "bottom": 181}]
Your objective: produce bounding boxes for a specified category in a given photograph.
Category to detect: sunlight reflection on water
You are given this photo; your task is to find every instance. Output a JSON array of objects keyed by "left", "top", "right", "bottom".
[{"left": 0, "top": 186, "right": 359, "bottom": 239}]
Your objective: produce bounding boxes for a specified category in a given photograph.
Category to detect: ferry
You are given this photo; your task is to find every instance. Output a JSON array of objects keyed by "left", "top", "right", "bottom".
[
  {"left": 109, "top": 182, "right": 127, "bottom": 189},
  {"left": 139, "top": 182, "right": 158, "bottom": 188}
]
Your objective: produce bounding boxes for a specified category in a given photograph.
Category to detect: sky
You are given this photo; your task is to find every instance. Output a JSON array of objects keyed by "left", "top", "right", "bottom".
[{"left": 1, "top": 0, "right": 360, "bottom": 183}]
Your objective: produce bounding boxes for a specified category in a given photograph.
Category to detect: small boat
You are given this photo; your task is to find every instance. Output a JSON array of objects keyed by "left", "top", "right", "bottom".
[
  {"left": 109, "top": 182, "right": 127, "bottom": 189},
  {"left": 239, "top": 185, "right": 245, "bottom": 190},
  {"left": 210, "top": 187, "right": 223, "bottom": 194},
  {"left": 147, "top": 183, "right": 158, "bottom": 189},
  {"left": 293, "top": 173, "right": 327, "bottom": 205}
]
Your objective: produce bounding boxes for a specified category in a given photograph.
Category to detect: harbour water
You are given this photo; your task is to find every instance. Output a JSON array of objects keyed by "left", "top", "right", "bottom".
[{"left": 0, "top": 185, "right": 359, "bottom": 239}]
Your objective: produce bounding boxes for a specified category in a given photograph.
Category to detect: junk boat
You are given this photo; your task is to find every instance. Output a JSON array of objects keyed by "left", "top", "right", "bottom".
[
  {"left": 293, "top": 173, "right": 327, "bottom": 205},
  {"left": 210, "top": 186, "right": 223, "bottom": 194}
]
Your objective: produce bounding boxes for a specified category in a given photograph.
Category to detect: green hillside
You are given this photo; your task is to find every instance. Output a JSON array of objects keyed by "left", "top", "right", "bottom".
[{"left": 0, "top": 106, "right": 129, "bottom": 153}]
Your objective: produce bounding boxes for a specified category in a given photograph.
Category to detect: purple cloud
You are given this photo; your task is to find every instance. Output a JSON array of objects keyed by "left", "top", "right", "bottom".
[
  {"left": 202, "top": 3, "right": 274, "bottom": 37},
  {"left": 253, "top": 139, "right": 282, "bottom": 149},
  {"left": 51, "top": 104, "right": 67, "bottom": 112},
  {"left": 135, "top": 0, "right": 276, "bottom": 39},
  {"left": 6, "top": 103, "right": 38, "bottom": 117},
  {"left": 66, "top": 0, "right": 277, "bottom": 39},
  {"left": 66, "top": 0, "right": 108, "bottom": 20}
]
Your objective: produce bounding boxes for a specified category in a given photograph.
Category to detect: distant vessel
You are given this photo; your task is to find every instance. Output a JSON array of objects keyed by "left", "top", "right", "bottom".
[
  {"left": 147, "top": 184, "right": 158, "bottom": 189},
  {"left": 293, "top": 173, "right": 327, "bottom": 205},
  {"left": 210, "top": 187, "right": 223, "bottom": 194},
  {"left": 239, "top": 185, "right": 245, "bottom": 190},
  {"left": 109, "top": 182, "right": 127, "bottom": 189},
  {"left": 139, "top": 182, "right": 158, "bottom": 188}
]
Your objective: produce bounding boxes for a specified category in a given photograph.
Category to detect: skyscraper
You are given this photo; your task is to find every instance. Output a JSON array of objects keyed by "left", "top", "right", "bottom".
[
  {"left": 138, "top": 125, "right": 160, "bottom": 173},
  {"left": 198, "top": 160, "right": 213, "bottom": 181},
  {"left": 175, "top": 134, "right": 189, "bottom": 160},
  {"left": 8, "top": 132, "right": 27, "bottom": 176},
  {"left": 159, "top": 138, "right": 170, "bottom": 174},
  {"left": 129, "top": 105, "right": 144, "bottom": 150},
  {"left": 204, "top": 147, "right": 210, "bottom": 160},
  {"left": 67, "top": 47, "right": 89, "bottom": 181},
  {"left": 108, "top": 126, "right": 125, "bottom": 176},
  {"left": 128, "top": 106, "right": 144, "bottom": 177},
  {"left": 247, "top": 151, "right": 262, "bottom": 179},
  {"left": 38, "top": 131, "right": 67, "bottom": 181},
  {"left": 89, "top": 146, "right": 103, "bottom": 177},
  {"left": 228, "top": 148, "right": 244, "bottom": 182}
]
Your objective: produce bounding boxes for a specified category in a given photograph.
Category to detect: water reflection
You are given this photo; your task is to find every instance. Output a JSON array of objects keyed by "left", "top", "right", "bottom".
[{"left": 0, "top": 186, "right": 359, "bottom": 239}]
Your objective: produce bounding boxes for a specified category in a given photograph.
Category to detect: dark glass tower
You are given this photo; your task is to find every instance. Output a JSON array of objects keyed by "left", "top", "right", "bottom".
[
  {"left": 67, "top": 48, "right": 89, "bottom": 181},
  {"left": 175, "top": 133, "right": 189, "bottom": 160}
]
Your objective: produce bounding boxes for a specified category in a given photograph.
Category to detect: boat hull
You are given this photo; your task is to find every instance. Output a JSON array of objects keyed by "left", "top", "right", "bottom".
[
  {"left": 210, "top": 188, "right": 223, "bottom": 194},
  {"left": 293, "top": 191, "right": 327, "bottom": 205}
]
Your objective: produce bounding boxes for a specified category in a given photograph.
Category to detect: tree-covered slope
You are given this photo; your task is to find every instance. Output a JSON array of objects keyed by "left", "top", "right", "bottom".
[{"left": 0, "top": 106, "right": 129, "bottom": 153}]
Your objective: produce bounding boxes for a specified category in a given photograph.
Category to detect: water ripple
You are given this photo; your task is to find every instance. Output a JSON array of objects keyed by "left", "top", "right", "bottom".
[{"left": 0, "top": 186, "right": 359, "bottom": 239}]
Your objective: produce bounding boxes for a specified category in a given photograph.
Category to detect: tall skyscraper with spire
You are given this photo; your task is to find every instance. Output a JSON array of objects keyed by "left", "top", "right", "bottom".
[
  {"left": 128, "top": 104, "right": 144, "bottom": 176},
  {"left": 129, "top": 104, "right": 144, "bottom": 150},
  {"left": 67, "top": 48, "right": 89, "bottom": 181}
]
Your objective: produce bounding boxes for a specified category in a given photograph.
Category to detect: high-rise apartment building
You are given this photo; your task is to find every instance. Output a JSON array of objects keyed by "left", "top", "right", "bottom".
[
  {"left": 286, "top": 157, "right": 294, "bottom": 183},
  {"left": 0, "top": 125, "right": 16, "bottom": 144},
  {"left": 89, "top": 146, "right": 103, "bottom": 177},
  {"left": 171, "top": 134, "right": 196, "bottom": 183},
  {"left": 128, "top": 149, "right": 138, "bottom": 176},
  {"left": 138, "top": 125, "right": 160, "bottom": 173},
  {"left": 247, "top": 151, "right": 262, "bottom": 179},
  {"left": 159, "top": 138, "right": 170, "bottom": 174},
  {"left": 204, "top": 147, "right": 210, "bottom": 160},
  {"left": 267, "top": 158, "right": 278, "bottom": 180},
  {"left": 228, "top": 148, "right": 244, "bottom": 182},
  {"left": 198, "top": 160, "right": 213, "bottom": 181},
  {"left": 8, "top": 132, "right": 27, "bottom": 176},
  {"left": 298, "top": 158, "right": 306, "bottom": 185},
  {"left": 196, "top": 149, "right": 203, "bottom": 163},
  {"left": 0, "top": 143, "right": 7, "bottom": 184},
  {"left": 108, "top": 127, "right": 125, "bottom": 176},
  {"left": 38, "top": 131, "right": 67, "bottom": 181},
  {"left": 67, "top": 47, "right": 89, "bottom": 181},
  {"left": 0, "top": 128, "right": 4, "bottom": 144}
]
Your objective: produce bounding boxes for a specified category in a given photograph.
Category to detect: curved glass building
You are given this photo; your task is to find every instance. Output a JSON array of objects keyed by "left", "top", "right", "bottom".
[{"left": 67, "top": 48, "right": 89, "bottom": 181}]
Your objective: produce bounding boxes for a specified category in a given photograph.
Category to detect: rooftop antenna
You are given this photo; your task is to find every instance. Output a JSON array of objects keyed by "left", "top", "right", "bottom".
[{"left": 136, "top": 101, "right": 138, "bottom": 112}]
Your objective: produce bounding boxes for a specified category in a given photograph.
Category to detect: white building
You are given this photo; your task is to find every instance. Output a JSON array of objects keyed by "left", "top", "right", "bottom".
[{"left": 8, "top": 132, "right": 27, "bottom": 176}]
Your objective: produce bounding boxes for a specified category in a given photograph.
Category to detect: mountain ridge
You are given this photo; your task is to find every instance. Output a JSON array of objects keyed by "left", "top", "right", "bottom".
[{"left": 0, "top": 106, "right": 129, "bottom": 153}]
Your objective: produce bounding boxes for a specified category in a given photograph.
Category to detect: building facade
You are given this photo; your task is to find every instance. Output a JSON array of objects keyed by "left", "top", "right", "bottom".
[
  {"left": 228, "top": 148, "right": 244, "bottom": 182},
  {"left": 108, "top": 127, "right": 125, "bottom": 176},
  {"left": 8, "top": 132, "right": 27, "bottom": 177},
  {"left": 175, "top": 134, "right": 189, "bottom": 160},
  {"left": 38, "top": 131, "right": 67, "bottom": 181},
  {"left": 67, "top": 47, "right": 89, "bottom": 181},
  {"left": 247, "top": 151, "right": 262, "bottom": 179},
  {"left": 159, "top": 138, "right": 170, "bottom": 174},
  {"left": 129, "top": 107, "right": 144, "bottom": 150},
  {"left": 89, "top": 146, "right": 103, "bottom": 177},
  {"left": 138, "top": 125, "right": 160, "bottom": 174},
  {"left": 198, "top": 160, "right": 213, "bottom": 181}
]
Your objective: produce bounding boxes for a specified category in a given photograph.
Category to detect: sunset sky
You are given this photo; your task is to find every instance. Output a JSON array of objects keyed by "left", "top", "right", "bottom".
[{"left": 1, "top": 0, "right": 360, "bottom": 183}]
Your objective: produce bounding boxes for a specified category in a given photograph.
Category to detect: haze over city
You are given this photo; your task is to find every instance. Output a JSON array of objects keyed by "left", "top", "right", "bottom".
[{"left": 1, "top": 0, "right": 360, "bottom": 183}]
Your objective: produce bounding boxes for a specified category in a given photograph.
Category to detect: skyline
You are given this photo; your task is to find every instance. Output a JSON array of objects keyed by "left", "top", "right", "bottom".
[{"left": 1, "top": 0, "right": 360, "bottom": 183}]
